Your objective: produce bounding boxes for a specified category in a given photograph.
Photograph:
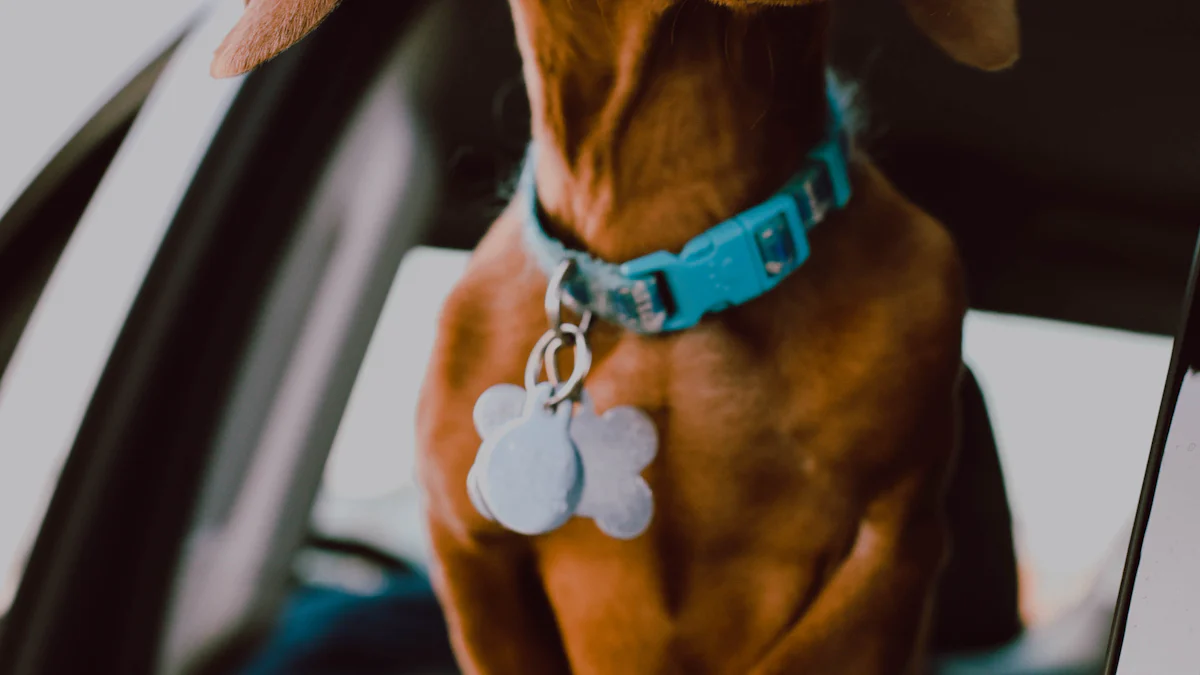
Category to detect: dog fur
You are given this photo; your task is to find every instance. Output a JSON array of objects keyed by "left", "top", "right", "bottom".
[{"left": 215, "top": 1, "right": 1019, "bottom": 673}]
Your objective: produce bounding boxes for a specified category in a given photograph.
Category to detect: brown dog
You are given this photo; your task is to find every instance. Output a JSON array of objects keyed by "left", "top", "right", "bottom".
[{"left": 215, "top": 1, "right": 1019, "bottom": 673}]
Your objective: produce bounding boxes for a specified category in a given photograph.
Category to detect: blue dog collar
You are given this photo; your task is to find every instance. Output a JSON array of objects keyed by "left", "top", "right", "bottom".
[{"left": 523, "top": 85, "right": 853, "bottom": 335}]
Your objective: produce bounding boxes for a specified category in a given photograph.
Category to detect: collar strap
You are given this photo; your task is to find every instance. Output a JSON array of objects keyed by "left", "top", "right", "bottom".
[{"left": 523, "top": 84, "right": 853, "bottom": 335}]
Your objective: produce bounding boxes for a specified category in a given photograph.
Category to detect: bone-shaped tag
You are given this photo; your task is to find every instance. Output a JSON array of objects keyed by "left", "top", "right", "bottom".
[
  {"left": 571, "top": 392, "right": 658, "bottom": 540},
  {"left": 470, "top": 383, "right": 583, "bottom": 535}
]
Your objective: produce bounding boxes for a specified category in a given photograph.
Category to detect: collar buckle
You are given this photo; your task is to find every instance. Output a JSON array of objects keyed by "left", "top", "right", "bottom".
[{"left": 620, "top": 193, "right": 811, "bottom": 333}]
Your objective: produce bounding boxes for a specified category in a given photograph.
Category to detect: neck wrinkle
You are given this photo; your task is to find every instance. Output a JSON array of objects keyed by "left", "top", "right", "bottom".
[{"left": 512, "top": 1, "right": 830, "bottom": 263}]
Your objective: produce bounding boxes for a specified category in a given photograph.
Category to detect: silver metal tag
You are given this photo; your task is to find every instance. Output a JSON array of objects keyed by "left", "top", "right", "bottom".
[
  {"left": 470, "top": 382, "right": 583, "bottom": 536},
  {"left": 571, "top": 392, "right": 657, "bottom": 540}
]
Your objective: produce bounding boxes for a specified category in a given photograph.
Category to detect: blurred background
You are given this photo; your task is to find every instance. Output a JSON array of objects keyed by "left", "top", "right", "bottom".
[{"left": 0, "top": 0, "right": 1196, "bottom": 674}]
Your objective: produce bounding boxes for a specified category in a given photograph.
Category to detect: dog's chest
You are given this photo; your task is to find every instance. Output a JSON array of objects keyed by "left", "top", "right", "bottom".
[
  {"left": 564, "top": 326, "right": 864, "bottom": 549},
  {"left": 531, "top": 330, "right": 865, "bottom": 672}
]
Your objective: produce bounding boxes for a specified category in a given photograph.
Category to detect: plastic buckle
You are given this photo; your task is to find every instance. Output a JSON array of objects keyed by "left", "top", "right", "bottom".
[{"left": 619, "top": 194, "right": 810, "bottom": 332}]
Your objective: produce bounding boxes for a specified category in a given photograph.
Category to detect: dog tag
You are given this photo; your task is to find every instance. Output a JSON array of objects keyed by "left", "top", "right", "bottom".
[
  {"left": 470, "top": 382, "right": 584, "bottom": 536},
  {"left": 571, "top": 392, "right": 658, "bottom": 540}
]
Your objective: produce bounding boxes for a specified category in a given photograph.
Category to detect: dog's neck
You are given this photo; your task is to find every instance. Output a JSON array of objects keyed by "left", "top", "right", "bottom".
[{"left": 510, "top": 2, "right": 830, "bottom": 263}]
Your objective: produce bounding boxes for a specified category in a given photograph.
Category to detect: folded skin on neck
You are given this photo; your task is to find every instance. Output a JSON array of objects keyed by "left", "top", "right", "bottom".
[{"left": 509, "top": 1, "right": 831, "bottom": 265}]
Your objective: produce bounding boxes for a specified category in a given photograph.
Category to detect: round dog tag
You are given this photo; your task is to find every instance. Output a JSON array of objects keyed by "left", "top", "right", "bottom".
[{"left": 471, "top": 382, "right": 583, "bottom": 535}]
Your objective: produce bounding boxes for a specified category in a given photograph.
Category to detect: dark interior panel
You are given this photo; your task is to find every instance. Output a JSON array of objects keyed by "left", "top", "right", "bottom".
[{"left": 832, "top": 0, "right": 1200, "bottom": 335}]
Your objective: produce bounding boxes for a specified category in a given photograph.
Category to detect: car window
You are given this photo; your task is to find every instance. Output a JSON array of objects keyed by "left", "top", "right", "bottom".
[
  {"left": 0, "top": 121, "right": 131, "bottom": 613},
  {"left": 0, "top": 0, "right": 206, "bottom": 218},
  {"left": 312, "top": 247, "right": 469, "bottom": 570}
]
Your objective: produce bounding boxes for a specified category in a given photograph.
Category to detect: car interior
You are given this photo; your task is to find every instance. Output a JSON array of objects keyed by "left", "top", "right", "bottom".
[{"left": 0, "top": 0, "right": 1198, "bottom": 674}]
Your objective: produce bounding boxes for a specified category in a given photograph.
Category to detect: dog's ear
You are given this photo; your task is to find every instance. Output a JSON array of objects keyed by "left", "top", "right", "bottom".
[
  {"left": 211, "top": 0, "right": 343, "bottom": 78},
  {"left": 902, "top": 0, "right": 1020, "bottom": 71}
]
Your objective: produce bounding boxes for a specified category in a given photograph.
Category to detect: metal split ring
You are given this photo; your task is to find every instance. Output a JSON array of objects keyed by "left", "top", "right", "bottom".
[
  {"left": 523, "top": 323, "right": 592, "bottom": 408},
  {"left": 543, "top": 336, "right": 567, "bottom": 388},
  {"left": 545, "top": 260, "right": 594, "bottom": 335}
]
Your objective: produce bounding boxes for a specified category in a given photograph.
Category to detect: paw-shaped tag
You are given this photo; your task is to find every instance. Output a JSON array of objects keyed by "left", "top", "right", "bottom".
[
  {"left": 571, "top": 392, "right": 658, "bottom": 540},
  {"left": 469, "top": 383, "right": 584, "bottom": 536}
]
